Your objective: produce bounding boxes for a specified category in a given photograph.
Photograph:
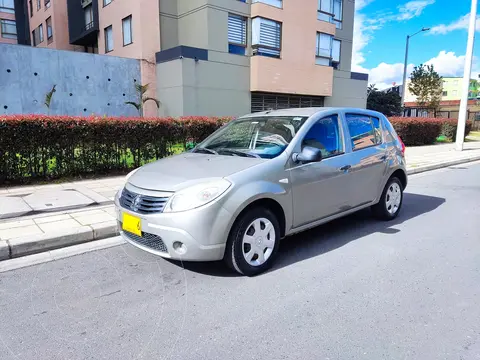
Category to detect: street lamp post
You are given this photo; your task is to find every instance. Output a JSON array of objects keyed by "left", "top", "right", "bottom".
[
  {"left": 400, "top": 27, "right": 430, "bottom": 110},
  {"left": 456, "top": 0, "right": 477, "bottom": 151}
]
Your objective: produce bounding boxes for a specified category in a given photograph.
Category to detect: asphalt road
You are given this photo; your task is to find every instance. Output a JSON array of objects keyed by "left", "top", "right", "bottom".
[{"left": 1, "top": 163, "right": 480, "bottom": 360}]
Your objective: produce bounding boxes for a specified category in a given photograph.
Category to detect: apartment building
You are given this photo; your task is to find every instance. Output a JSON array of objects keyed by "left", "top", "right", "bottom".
[
  {"left": 0, "top": 0, "right": 30, "bottom": 45},
  {"left": 7, "top": 0, "right": 367, "bottom": 117}
]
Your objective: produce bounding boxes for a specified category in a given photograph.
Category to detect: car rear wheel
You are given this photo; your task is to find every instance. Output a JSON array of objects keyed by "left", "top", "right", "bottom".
[
  {"left": 372, "top": 177, "right": 403, "bottom": 220},
  {"left": 225, "top": 207, "right": 281, "bottom": 276}
]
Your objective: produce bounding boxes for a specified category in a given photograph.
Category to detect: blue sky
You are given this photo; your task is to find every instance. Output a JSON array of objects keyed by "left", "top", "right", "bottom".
[{"left": 353, "top": 0, "right": 478, "bottom": 89}]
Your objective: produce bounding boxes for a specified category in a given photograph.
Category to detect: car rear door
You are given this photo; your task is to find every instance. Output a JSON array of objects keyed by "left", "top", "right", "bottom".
[{"left": 343, "top": 113, "right": 389, "bottom": 207}]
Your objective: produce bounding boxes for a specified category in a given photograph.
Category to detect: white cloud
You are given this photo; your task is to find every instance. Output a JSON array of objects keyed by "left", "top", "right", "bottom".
[
  {"left": 395, "top": 0, "right": 435, "bottom": 21},
  {"left": 352, "top": 0, "right": 435, "bottom": 73},
  {"left": 430, "top": 14, "right": 480, "bottom": 35},
  {"left": 365, "top": 51, "right": 480, "bottom": 90}
]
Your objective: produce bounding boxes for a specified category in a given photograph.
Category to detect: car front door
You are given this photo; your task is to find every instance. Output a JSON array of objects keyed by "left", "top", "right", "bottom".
[
  {"left": 343, "top": 113, "right": 389, "bottom": 207},
  {"left": 289, "top": 114, "right": 354, "bottom": 228}
]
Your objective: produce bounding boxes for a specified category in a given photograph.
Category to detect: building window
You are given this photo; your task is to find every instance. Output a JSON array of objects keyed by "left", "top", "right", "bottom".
[
  {"left": 46, "top": 16, "right": 53, "bottom": 43},
  {"left": 453, "top": 80, "right": 459, "bottom": 86},
  {"left": 228, "top": 14, "right": 247, "bottom": 55},
  {"left": 103, "top": 0, "right": 112, "bottom": 6},
  {"left": 36, "top": 0, "right": 41, "bottom": 10},
  {"left": 251, "top": 92, "right": 324, "bottom": 112},
  {"left": 32, "top": 24, "right": 43, "bottom": 45},
  {"left": 1, "top": 19, "right": 17, "bottom": 39},
  {"left": 318, "top": 0, "right": 342, "bottom": 28},
  {"left": 104, "top": 25, "right": 113, "bottom": 52},
  {"left": 315, "top": 32, "right": 332, "bottom": 66},
  {"left": 44, "top": 0, "right": 50, "bottom": 9},
  {"left": 252, "top": 0, "right": 282, "bottom": 8},
  {"left": 452, "top": 90, "right": 458, "bottom": 96},
  {"left": 442, "top": 91, "right": 448, "bottom": 96},
  {"left": 122, "top": 15, "right": 132, "bottom": 46},
  {"left": 0, "top": 0, "right": 14, "bottom": 14},
  {"left": 252, "top": 17, "right": 281, "bottom": 58},
  {"left": 332, "top": 39, "right": 341, "bottom": 68},
  {"left": 84, "top": 4, "right": 94, "bottom": 30}
]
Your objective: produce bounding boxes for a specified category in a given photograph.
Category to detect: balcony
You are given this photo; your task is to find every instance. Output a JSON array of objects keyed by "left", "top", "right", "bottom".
[{"left": 67, "top": 0, "right": 99, "bottom": 46}]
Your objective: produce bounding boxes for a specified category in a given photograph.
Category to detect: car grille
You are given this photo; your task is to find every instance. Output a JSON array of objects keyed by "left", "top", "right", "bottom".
[
  {"left": 120, "top": 188, "right": 170, "bottom": 214},
  {"left": 123, "top": 229, "right": 168, "bottom": 253}
]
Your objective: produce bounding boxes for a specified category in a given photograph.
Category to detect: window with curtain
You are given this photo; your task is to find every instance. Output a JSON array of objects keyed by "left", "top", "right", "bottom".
[
  {"left": 1, "top": 19, "right": 17, "bottom": 39},
  {"left": 46, "top": 16, "right": 53, "bottom": 43},
  {"left": 84, "top": 5, "right": 93, "bottom": 30},
  {"left": 122, "top": 15, "right": 132, "bottom": 45},
  {"left": 252, "top": 17, "right": 281, "bottom": 58},
  {"left": 228, "top": 13, "right": 247, "bottom": 55},
  {"left": 105, "top": 25, "right": 113, "bottom": 52},
  {"left": 332, "top": 39, "right": 341, "bottom": 68}
]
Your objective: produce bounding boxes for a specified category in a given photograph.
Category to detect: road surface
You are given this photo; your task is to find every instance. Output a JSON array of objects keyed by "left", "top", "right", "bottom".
[{"left": 1, "top": 162, "right": 480, "bottom": 360}]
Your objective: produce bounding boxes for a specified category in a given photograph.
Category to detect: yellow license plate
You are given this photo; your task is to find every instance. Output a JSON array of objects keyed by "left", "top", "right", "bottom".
[{"left": 122, "top": 212, "right": 142, "bottom": 236}]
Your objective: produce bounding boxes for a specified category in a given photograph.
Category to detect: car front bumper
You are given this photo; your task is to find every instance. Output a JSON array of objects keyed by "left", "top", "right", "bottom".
[{"left": 114, "top": 192, "right": 231, "bottom": 262}]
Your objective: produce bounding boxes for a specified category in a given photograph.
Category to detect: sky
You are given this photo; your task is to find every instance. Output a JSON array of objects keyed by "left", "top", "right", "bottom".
[{"left": 353, "top": 0, "right": 479, "bottom": 89}]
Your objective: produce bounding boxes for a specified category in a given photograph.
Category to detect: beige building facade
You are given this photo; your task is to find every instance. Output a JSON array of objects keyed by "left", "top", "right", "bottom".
[{"left": 8, "top": 0, "right": 367, "bottom": 117}]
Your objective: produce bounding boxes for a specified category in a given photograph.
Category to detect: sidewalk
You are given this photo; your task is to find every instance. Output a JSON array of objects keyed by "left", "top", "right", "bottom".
[{"left": 1, "top": 141, "right": 480, "bottom": 261}]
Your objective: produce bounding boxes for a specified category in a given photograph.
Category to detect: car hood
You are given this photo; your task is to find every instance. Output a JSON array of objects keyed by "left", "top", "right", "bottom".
[{"left": 127, "top": 153, "right": 266, "bottom": 192}]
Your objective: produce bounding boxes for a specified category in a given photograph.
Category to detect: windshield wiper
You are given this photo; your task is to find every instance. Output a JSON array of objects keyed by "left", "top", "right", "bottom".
[
  {"left": 192, "top": 147, "right": 218, "bottom": 155},
  {"left": 217, "top": 148, "right": 260, "bottom": 158}
]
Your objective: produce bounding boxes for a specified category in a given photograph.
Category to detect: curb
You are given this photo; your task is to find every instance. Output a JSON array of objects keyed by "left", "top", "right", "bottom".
[
  {"left": 406, "top": 155, "right": 480, "bottom": 175},
  {"left": 1, "top": 156, "right": 480, "bottom": 262},
  {"left": 3, "top": 222, "right": 120, "bottom": 260}
]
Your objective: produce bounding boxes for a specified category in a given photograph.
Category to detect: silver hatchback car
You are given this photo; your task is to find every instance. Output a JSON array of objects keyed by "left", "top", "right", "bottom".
[{"left": 115, "top": 107, "right": 407, "bottom": 276}]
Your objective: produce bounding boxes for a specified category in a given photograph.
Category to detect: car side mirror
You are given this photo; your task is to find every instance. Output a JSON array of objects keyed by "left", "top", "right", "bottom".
[{"left": 292, "top": 146, "right": 323, "bottom": 164}]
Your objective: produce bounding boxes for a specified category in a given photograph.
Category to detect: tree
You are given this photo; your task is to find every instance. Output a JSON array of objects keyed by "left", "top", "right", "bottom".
[
  {"left": 367, "top": 88, "right": 402, "bottom": 116},
  {"left": 408, "top": 64, "right": 443, "bottom": 109},
  {"left": 367, "top": 83, "right": 378, "bottom": 97},
  {"left": 125, "top": 82, "right": 160, "bottom": 117}
]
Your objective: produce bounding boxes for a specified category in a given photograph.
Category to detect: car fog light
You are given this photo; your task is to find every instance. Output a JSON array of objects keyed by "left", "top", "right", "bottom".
[{"left": 173, "top": 241, "right": 187, "bottom": 255}]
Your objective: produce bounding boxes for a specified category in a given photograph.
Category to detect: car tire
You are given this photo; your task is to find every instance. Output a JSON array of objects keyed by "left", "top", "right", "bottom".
[
  {"left": 371, "top": 177, "right": 404, "bottom": 221},
  {"left": 225, "top": 207, "right": 281, "bottom": 276}
]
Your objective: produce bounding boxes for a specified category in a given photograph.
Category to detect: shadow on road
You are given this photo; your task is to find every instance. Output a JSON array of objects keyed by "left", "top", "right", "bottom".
[{"left": 179, "top": 192, "right": 445, "bottom": 277}]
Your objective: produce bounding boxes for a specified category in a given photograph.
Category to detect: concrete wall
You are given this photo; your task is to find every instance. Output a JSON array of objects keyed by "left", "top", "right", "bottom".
[
  {"left": 0, "top": 43, "right": 141, "bottom": 116},
  {"left": 157, "top": 57, "right": 250, "bottom": 117},
  {"left": 324, "top": 70, "right": 368, "bottom": 108}
]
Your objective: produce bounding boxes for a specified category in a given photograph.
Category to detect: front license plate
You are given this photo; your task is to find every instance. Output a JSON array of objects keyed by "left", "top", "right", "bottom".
[{"left": 122, "top": 212, "right": 142, "bottom": 236}]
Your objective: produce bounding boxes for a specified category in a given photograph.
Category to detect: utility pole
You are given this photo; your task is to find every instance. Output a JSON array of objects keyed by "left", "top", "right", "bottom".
[
  {"left": 400, "top": 28, "right": 430, "bottom": 110},
  {"left": 456, "top": 0, "right": 477, "bottom": 151}
]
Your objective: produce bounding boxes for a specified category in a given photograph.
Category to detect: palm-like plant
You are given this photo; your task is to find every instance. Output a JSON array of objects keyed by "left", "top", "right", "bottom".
[
  {"left": 125, "top": 83, "right": 160, "bottom": 116},
  {"left": 44, "top": 84, "right": 56, "bottom": 111}
]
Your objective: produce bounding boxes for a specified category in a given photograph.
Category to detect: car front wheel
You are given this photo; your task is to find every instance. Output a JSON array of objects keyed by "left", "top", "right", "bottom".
[
  {"left": 225, "top": 207, "right": 281, "bottom": 276},
  {"left": 372, "top": 177, "right": 403, "bottom": 220}
]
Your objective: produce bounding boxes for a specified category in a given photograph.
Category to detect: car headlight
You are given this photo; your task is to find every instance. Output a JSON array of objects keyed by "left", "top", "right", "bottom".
[{"left": 164, "top": 179, "right": 231, "bottom": 213}]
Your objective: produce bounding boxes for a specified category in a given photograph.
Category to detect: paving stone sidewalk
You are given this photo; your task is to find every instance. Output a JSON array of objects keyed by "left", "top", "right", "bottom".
[{"left": 1, "top": 141, "right": 480, "bottom": 261}]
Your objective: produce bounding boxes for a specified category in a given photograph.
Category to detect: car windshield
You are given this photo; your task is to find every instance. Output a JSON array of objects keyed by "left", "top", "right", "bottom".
[{"left": 195, "top": 116, "right": 309, "bottom": 159}]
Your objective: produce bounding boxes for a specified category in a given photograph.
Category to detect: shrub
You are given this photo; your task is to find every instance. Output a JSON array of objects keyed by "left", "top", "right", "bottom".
[
  {"left": 440, "top": 119, "right": 473, "bottom": 141},
  {"left": 0, "top": 115, "right": 230, "bottom": 184},
  {"left": 388, "top": 117, "right": 443, "bottom": 146}
]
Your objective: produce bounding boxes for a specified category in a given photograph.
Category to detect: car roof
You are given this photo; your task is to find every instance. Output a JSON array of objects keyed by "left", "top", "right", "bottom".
[{"left": 238, "top": 107, "right": 383, "bottom": 119}]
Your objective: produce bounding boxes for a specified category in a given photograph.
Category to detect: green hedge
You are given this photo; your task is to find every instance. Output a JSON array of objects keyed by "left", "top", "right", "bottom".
[
  {"left": 0, "top": 115, "right": 473, "bottom": 184},
  {"left": 0, "top": 115, "right": 229, "bottom": 184},
  {"left": 389, "top": 117, "right": 472, "bottom": 146}
]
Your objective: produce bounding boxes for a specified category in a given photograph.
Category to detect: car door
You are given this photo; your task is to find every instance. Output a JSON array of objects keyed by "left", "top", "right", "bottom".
[
  {"left": 289, "top": 114, "right": 354, "bottom": 228},
  {"left": 343, "top": 113, "right": 388, "bottom": 207}
]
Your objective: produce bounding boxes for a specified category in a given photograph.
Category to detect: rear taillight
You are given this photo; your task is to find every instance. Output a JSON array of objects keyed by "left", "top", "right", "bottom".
[{"left": 398, "top": 136, "right": 406, "bottom": 156}]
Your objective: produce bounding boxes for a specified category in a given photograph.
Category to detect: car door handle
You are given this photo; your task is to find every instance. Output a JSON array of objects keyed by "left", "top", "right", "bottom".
[{"left": 340, "top": 165, "right": 351, "bottom": 171}]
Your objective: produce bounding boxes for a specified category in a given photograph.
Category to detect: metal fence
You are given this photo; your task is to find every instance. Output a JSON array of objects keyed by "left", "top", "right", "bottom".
[{"left": 403, "top": 108, "right": 480, "bottom": 131}]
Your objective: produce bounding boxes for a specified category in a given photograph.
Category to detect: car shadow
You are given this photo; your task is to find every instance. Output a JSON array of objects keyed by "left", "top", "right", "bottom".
[
  {"left": 175, "top": 192, "right": 445, "bottom": 277},
  {"left": 273, "top": 192, "right": 445, "bottom": 272}
]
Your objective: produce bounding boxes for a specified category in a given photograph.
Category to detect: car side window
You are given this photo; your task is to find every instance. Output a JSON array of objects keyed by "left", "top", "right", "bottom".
[
  {"left": 301, "top": 115, "right": 343, "bottom": 158},
  {"left": 345, "top": 114, "right": 381, "bottom": 151}
]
